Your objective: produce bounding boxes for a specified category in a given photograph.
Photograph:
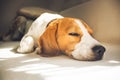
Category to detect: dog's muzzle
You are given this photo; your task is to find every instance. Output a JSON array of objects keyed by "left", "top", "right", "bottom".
[{"left": 70, "top": 20, "right": 106, "bottom": 61}]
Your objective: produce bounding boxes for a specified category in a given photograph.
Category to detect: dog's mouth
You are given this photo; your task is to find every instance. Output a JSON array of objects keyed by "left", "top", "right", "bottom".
[{"left": 71, "top": 53, "right": 105, "bottom": 61}]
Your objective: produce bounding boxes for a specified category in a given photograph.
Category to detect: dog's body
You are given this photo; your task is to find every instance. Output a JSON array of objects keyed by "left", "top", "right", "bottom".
[{"left": 17, "top": 13, "right": 105, "bottom": 61}]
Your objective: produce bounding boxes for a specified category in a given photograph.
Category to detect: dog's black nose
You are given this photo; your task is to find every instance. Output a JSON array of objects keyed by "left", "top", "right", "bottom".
[{"left": 92, "top": 45, "right": 106, "bottom": 57}]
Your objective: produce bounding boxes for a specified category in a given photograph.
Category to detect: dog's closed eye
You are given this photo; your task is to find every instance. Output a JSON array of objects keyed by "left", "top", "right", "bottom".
[{"left": 68, "top": 32, "right": 80, "bottom": 36}]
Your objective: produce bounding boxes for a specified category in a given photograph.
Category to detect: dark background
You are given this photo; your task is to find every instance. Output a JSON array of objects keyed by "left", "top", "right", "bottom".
[
  {"left": 1, "top": 0, "right": 120, "bottom": 44},
  {"left": 0, "top": 0, "right": 89, "bottom": 34}
]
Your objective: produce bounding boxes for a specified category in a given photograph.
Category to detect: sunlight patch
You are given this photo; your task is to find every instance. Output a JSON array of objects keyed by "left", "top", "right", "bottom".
[
  {"left": 108, "top": 60, "right": 120, "bottom": 64},
  {"left": 0, "top": 47, "right": 25, "bottom": 59},
  {"left": 21, "top": 58, "right": 41, "bottom": 63}
]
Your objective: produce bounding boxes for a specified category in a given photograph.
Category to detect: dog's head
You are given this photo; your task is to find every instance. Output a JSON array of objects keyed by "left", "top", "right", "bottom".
[{"left": 38, "top": 18, "right": 106, "bottom": 61}]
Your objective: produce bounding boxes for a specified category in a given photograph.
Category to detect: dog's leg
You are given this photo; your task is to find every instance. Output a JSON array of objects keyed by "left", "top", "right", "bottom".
[{"left": 17, "top": 36, "right": 35, "bottom": 53}]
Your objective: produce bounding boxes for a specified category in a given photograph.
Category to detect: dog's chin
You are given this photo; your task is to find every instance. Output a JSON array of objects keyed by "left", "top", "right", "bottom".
[
  {"left": 72, "top": 56, "right": 103, "bottom": 61},
  {"left": 71, "top": 53, "right": 104, "bottom": 61}
]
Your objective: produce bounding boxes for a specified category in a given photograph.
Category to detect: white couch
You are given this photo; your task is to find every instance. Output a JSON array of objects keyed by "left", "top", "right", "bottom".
[{"left": 0, "top": 42, "right": 120, "bottom": 80}]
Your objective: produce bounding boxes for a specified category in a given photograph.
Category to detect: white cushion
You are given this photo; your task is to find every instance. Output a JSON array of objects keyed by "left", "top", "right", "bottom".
[{"left": 0, "top": 42, "right": 120, "bottom": 80}]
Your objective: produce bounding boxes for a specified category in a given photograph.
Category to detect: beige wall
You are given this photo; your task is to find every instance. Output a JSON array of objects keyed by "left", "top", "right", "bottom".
[{"left": 60, "top": 0, "right": 120, "bottom": 44}]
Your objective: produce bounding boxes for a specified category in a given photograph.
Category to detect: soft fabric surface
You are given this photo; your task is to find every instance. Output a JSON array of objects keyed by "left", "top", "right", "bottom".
[{"left": 0, "top": 42, "right": 120, "bottom": 80}]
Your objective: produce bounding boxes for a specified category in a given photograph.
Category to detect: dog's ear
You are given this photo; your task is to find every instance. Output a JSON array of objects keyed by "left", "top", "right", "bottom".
[
  {"left": 80, "top": 20, "right": 93, "bottom": 35},
  {"left": 37, "top": 20, "right": 61, "bottom": 56}
]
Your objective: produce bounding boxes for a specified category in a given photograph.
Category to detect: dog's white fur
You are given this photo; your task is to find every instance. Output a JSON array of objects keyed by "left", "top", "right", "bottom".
[{"left": 17, "top": 13, "right": 63, "bottom": 53}]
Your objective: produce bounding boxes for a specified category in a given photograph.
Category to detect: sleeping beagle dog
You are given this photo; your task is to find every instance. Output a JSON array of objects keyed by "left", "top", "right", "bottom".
[{"left": 17, "top": 13, "right": 106, "bottom": 61}]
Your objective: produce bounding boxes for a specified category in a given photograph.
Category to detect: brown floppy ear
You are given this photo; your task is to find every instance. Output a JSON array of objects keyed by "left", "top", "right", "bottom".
[
  {"left": 37, "top": 20, "right": 61, "bottom": 56},
  {"left": 80, "top": 19, "right": 93, "bottom": 35}
]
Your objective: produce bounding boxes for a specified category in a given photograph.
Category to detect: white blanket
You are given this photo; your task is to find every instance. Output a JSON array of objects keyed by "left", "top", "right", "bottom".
[{"left": 0, "top": 42, "right": 120, "bottom": 80}]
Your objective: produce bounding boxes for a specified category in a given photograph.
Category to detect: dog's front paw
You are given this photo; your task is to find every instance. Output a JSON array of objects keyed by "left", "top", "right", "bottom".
[
  {"left": 17, "top": 46, "right": 33, "bottom": 53},
  {"left": 17, "top": 47, "right": 26, "bottom": 53},
  {"left": 17, "top": 47, "right": 23, "bottom": 53},
  {"left": 17, "top": 36, "right": 35, "bottom": 53}
]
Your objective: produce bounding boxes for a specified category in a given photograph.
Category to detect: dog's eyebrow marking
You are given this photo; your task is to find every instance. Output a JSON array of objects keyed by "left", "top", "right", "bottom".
[{"left": 75, "top": 20, "right": 88, "bottom": 35}]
